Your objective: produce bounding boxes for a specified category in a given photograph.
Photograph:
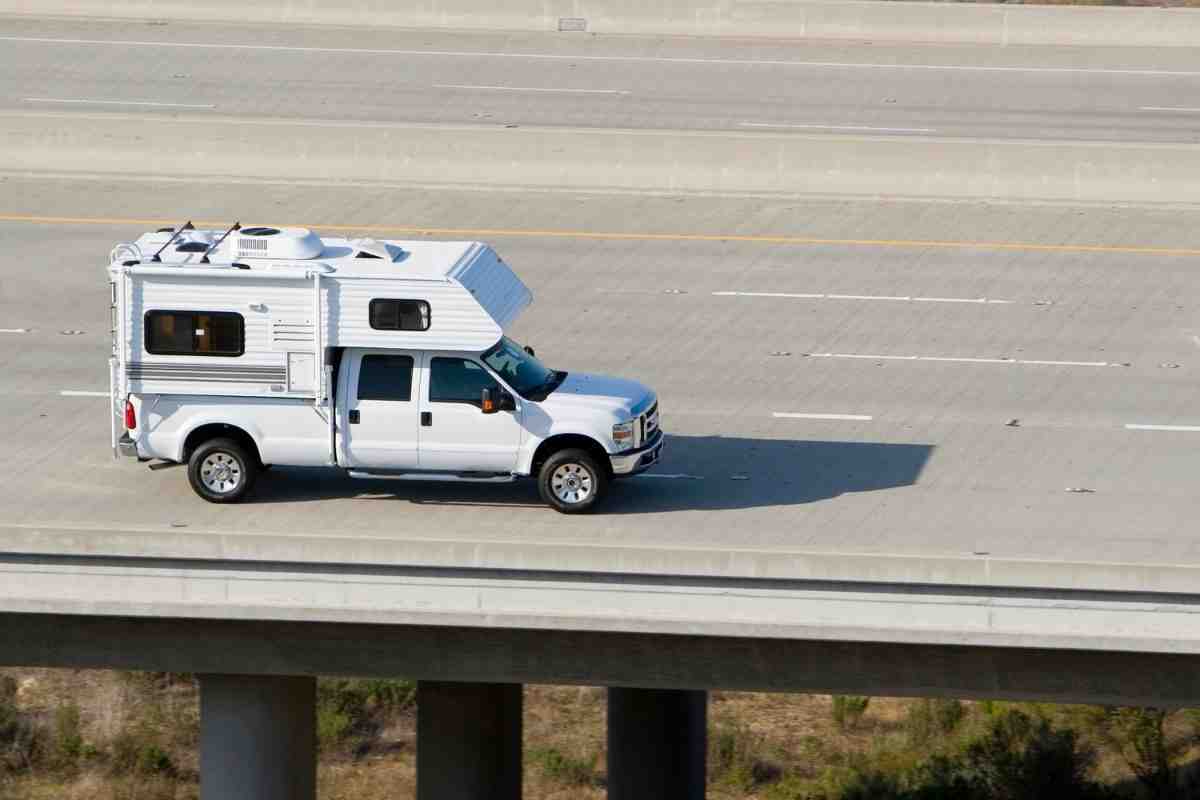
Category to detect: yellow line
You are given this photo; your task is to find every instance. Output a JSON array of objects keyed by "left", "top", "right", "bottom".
[{"left": 2, "top": 213, "right": 1199, "bottom": 256}]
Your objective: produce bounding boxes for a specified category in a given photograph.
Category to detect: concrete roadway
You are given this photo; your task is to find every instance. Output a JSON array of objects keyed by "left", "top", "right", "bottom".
[
  {"left": 3, "top": 17, "right": 1200, "bottom": 143},
  {"left": 2, "top": 175, "right": 1199, "bottom": 569}
]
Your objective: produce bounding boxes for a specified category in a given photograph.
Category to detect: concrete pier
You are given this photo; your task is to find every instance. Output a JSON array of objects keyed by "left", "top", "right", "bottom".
[
  {"left": 608, "top": 688, "right": 707, "bottom": 800},
  {"left": 417, "top": 681, "right": 523, "bottom": 800},
  {"left": 199, "top": 674, "right": 316, "bottom": 800}
]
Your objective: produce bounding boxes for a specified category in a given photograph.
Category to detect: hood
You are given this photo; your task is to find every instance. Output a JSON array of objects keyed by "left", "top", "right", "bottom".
[{"left": 536, "top": 372, "right": 655, "bottom": 420}]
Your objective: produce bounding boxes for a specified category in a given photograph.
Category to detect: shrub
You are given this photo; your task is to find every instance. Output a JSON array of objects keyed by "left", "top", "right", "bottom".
[
  {"left": 710, "top": 723, "right": 782, "bottom": 791},
  {"left": 528, "top": 746, "right": 600, "bottom": 787},
  {"left": 0, "top": 676, "right": 43, "bottom": 775},
  {"left": 52, "top": 702, "right": 84, "bottom": 769},
  {"left": 831, "top": 696, "right": 871, "bottom": 732},
  {"left": 906, "top": 699, "right": 966, "bottom": 746},
  {"left": 1097, "top": 707, "right": 1195, "bottom": 800},
  {"left": 961, "top": 709, "right": 1109, "bottom": 800},
  {"left": 315, "top": 678, "right": 414, "bottom": 753},
  {"left": 316, "top": 707, "right": 353, "bottom": 751},
  {"left": 109, "top": 723, "right": 175, "bottom": 778}
]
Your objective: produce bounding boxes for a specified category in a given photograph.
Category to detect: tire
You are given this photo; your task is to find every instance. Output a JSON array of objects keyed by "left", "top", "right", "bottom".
[
  {"left": 187, "top": 437, "right": 257, "bottom": 504},
  {"left": 538, "top": 448, "right": 607, "bottom": 514}
]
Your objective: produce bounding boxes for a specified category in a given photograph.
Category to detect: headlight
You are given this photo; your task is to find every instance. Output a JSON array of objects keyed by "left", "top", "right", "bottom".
[{"left": 612, "top": 420, "right": 635, "bottom": 448}]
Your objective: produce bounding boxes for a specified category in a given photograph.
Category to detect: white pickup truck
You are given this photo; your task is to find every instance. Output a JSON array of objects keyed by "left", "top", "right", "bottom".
[{"left": 110, "top": 224, "right": 662, "bottom": 513}]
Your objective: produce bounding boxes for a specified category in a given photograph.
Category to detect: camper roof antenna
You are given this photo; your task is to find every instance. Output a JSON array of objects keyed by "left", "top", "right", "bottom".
[
  {"left": 200, "top": 221, "right": 241, "bottom": 264},
  {"left": 149, "top": 221, "right": 194, "bottom": 263}
]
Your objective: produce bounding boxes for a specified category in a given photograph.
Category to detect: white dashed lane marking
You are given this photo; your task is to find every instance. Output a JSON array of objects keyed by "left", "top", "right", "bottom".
[
  {"left": 773, "top": 412, "right": 873, "bottom": 421},
  {"left": 713, "top": 291, "right": 1014, "bottom": 304},
  {"left": 804, "top": 353, "right": 1115, "bottom": 367}
]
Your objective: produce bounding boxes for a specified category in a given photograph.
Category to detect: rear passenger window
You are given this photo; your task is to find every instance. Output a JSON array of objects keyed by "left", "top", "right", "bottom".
[
  {"left": 358, "top": 355, "right": 414, "bottom": 401},
  {"left": 145, "top": 310, "right": 243, "bottom": 356},
  {"left": 429, "top": 358, "right": 497, "bottom": 406},
  {"left": 369, "top": 299, "right": 430, "bottom": 331}
]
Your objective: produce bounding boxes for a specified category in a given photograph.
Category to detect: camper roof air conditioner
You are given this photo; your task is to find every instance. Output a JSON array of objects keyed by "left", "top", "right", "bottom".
[{"left": 235, "top": 226, "right": 324, "bottom": 260}]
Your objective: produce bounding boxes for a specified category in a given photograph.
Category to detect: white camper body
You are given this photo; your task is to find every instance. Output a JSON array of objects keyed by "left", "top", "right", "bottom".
[{"left": 108, "top": 224, "right": 663, "bottom": 512}]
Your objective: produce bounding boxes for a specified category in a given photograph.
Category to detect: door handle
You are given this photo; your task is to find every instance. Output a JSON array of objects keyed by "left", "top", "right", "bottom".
[
  {"left": 349, "top": 410, "right": 360, "bottom": 424},
  {"left": 421, "top": 412, "right": 432, "bottom": 427}
]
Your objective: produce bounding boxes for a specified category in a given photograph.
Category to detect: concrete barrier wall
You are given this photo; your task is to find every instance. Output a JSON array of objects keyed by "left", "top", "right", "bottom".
[
  {"left": 5, "top": 111, "right": 1198, "bottom": 204},
  {"left": 3, "top": 0, "right": 1200, "bottom": 47}
]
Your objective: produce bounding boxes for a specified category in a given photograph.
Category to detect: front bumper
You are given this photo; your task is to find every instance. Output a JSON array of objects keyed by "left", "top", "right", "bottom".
[
  {"left": 609, "top": 431, "right": 664, "bottom": 476},
  {"left": 117, "top": 433, "right": 140, "bottom": 458}
]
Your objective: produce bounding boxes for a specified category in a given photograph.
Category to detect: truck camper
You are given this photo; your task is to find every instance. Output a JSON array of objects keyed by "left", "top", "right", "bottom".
[{"left": 107, "top": 222, "right": 662, "bottom": 513}]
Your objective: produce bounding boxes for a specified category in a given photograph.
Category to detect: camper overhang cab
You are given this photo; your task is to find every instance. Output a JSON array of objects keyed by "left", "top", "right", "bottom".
[{"left": 106, "top": 223, "right": 662, "bottom": 513}]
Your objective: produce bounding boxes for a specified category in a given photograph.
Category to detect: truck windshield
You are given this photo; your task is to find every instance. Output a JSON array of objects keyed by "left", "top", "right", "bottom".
[{"left": 482, "top": 337, "right": 562, "bottom": 399}]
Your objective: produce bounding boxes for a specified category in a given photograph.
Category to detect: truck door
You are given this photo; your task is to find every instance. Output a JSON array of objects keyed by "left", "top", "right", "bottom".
[
  {"left": 418, "top": 354, "right": 523, "bottom": 472},
  {"left": 342, "top": 351, "right": 421, "bottom": 470}
]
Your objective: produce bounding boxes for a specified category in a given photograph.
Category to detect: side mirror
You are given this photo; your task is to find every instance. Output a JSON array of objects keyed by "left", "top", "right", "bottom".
[
  {"left": 523, "top": 345, "right": 536, "bottom": 358},
  {"left": 481, "top": 388, "right": 498, "bottom": 414},
  {"left": 498, "top": 390, "right": 516, "bottom": 412}
]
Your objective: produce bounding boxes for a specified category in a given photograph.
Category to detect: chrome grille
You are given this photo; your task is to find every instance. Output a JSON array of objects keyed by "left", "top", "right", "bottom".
[{"left": 641, "top": 401, "right": 660, "bottom": 443}]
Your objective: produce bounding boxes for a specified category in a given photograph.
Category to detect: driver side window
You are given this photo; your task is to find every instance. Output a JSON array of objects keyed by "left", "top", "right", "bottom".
[{"left": 429, "top": 358, "right": 498, "bottom": 407}]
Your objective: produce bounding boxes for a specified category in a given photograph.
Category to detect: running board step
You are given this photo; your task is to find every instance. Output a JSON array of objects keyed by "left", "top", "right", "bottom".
[{"left": 347, "top": 470, "right": 516, "bottom": 484}]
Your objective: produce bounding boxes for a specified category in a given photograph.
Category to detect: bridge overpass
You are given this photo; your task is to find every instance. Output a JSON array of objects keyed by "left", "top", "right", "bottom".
[{"left": 4, "top": 2, "right": 1200, "bottom": 798}]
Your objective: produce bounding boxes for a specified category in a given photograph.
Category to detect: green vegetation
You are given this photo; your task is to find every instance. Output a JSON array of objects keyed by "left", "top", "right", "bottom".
[
  {"left": 831, "top": 695, "right": 872, "bottom": 732},
  {"left": 528, "top": 745, "right": 602, "bottom": 787},
  {"left": 3, "top": 669, "right": 1200, "bottom": 800}
]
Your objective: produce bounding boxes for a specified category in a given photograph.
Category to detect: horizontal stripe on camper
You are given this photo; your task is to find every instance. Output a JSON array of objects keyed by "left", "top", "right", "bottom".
[{"left": 127, "top": 363, "right": 287, "bottom": 383}]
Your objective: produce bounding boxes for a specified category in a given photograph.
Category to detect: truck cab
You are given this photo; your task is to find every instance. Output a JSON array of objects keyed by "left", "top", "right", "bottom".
[{"left": 332, "top": 338, "right": 662, "bottom": 512}]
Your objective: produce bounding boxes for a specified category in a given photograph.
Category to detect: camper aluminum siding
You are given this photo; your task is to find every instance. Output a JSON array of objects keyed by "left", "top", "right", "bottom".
[
  {"left": 126, "top": 272, "right": 315, "bottom": 398},
  {"left": 118, "top": 241, "right": 533, "bottom": 399},
  {"left": 330, "top": 242, "right": 532, "bottom": 350},
  {"left": 445, "top": 243, "right": 531, "bottom": 331}
]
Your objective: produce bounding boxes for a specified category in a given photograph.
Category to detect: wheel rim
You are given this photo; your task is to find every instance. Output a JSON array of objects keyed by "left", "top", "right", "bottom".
[
  {"left": 200, "top": 451, "right": 243, "bottom": 494},
  {"left": 551, "top": 462, "right": 594, "bottom": 505}
]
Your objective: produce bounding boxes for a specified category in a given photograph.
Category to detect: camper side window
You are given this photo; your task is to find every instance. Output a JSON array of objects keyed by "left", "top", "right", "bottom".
[
  {"left": 145, "top": 310, "right": 244, "bottom": 357},
  {"left": 369, "top": 299, "right": 431, "bottom": 332}
]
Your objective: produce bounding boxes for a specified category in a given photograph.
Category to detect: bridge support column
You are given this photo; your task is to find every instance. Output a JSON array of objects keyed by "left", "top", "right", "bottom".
[
  {"left": 199, "top": 674, "right": 316, "bottom": 800},
  {"left": 417, "top": 681, "right": 523, "bottom": 800},
  {"left": 608, "top": 687, "right": 707, "bottom": 800}
]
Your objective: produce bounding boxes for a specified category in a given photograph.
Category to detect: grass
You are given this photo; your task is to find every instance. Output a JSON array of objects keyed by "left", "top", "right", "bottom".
[{"left": 2, "top": 668, "right": 1199, "bottom": 799}]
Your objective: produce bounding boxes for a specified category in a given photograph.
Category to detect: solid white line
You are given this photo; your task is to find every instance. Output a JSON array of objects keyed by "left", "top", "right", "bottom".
[
  {"left": 59, "top": 390, "right": 109, "bottom": 397},
  {"left": 25, "top": 97, "right": 215, "bottom": 109},
  {"left": 713, "top": 291, "right": 1013, "bottom": 304},
  {"left": 741, "top": 122, "right": 936, "bottom": 133},
  {"left": 0, "top": 328, "right": 29, "bottom": 333},
  {"left": 1125, "top": 424, "right": 1200, "bottom": 432},
  {"left": 434, "top": 84, "right": 629, "bottom": 95},
  {"left": 773, "top": 412, "right": 873, "bottom": 421},
  {"left": 3, "top": 37, "right": 1198, "bottom": 77},
  {"left": 805, "top": 353, "right": 1112, "bottom": 367},
  {"left": 1139, "top": 106, "right": 1200, "bottom": 112}
]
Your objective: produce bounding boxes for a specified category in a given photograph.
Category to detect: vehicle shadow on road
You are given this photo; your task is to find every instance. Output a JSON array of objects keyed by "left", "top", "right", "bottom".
[
  {"left": 605, "top": 434, "right": 934, "bottom": 513},
  {"left": 251, "top": 435, "right": 933, "bottom": 513}
]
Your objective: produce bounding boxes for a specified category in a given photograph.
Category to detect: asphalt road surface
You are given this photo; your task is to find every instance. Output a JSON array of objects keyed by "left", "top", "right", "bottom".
[
  {"left": 3, "top": 17, "right": 1200, "bottom": 143},
  {"left": 2, "top": 174, "right": 1199, "bottom": 568}
]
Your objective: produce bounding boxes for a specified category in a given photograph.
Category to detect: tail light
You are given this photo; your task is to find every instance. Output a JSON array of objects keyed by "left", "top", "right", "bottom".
[{"left": 124, "top": 399, "right": 136, "bottom": 430}]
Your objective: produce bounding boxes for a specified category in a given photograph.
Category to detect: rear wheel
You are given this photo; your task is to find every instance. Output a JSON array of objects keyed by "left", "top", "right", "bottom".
[
  {"left": 538, "top": 448, "right": 607, "bottom": 514},
  {"left": 187, "top": 437, "right": 257, "bottom": 503}
]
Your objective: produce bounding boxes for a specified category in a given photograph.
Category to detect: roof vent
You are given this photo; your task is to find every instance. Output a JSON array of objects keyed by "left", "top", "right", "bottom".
[
  {"left": 235, "top": 226, "right": 323, "bottom": 260},
  {"left": 350, "top": 237, "right": 406, "bottom": 262}
]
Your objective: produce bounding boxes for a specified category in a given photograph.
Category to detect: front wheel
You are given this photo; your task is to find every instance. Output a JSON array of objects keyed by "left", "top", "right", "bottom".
[
  {"left": 538, "top": 448, "right": 607, "bottom": 514},
  {"left": 187, "top": 438, "right": 257, "bottom": 504}
]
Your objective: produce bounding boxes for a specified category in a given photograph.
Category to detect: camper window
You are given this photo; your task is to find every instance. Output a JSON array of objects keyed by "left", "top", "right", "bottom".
[
  {"left": 369, "top": 299, "right": 431, "bottom": 332},
  {"left": 145, "top": 310, "right": 244, "bottom": 357},
  {"left": 357, "top": 355, "right": 414, "bottom": 401}
]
